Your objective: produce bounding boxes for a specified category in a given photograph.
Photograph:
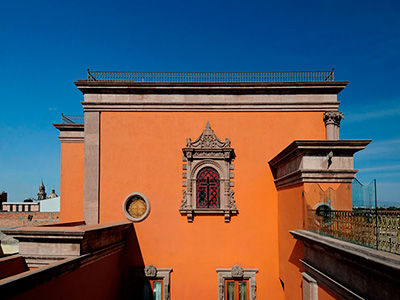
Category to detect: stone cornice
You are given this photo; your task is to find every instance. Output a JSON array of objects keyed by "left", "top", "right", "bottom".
[
  {"left": 268, "top": 140, "right": 371, "bottom": 189},
  {"left": 53, "top": 123, "right": 84, "bottom": 131},
  {"left": 269, "top": 140, "right": 371, "bottom": 167},
  {"left": 53, "top": 123, "right": 84, "bottom": 143},
  {"left": 75, "top": 80, "right": 349, "bottom": 95}
]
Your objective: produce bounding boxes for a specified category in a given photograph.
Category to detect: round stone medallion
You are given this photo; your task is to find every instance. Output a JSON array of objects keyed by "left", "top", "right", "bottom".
[{"left": 123, "top": 192, "right": 150, "bottom": 222}]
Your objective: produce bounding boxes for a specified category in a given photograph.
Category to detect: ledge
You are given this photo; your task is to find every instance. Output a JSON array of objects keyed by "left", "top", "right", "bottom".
[
  {"left": 179, "top": 208, "right": 238, "bottom": 223},
  {"left": 53, "top": 123, "right": 84, "bottom": 143}
]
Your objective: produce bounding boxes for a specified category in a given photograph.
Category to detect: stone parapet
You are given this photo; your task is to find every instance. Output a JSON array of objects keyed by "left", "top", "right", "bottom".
[
  {"left": 291, "top": 230, "right": 400, "bottom": 300},
  {"left": 2, "top": 221, "right": 131, "bottom": 268},
  {"left": 268, "top": 140, "right": 371, "bottom": 189}
]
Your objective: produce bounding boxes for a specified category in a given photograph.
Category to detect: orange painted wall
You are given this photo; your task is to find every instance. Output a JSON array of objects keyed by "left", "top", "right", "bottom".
[
  {"left": 318, "top": 284, "right": 341, "bottom": 300},
  {"left": 277, "top": 184, "right": 305, "bottom": 300},
  {"left": 60, "top": 142, "right": 84, "bottom": 222},
  {"left": 95, "top": 111, "right": 325, "bottom": 299},
  {"left": 304, "top": 182, "right": 353, "bottom": 211}
]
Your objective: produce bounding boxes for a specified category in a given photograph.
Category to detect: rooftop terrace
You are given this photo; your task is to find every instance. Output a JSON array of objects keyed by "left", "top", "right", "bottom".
[{"left": 86, "top": 68, "right": 335, "bottom": 83}]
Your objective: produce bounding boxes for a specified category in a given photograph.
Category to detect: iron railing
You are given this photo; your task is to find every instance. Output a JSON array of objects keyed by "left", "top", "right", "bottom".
[
  {"left": 86, "top": 69, "right": 335, "bottom": 83},
  {"left": 62, "top": 114, "right": 84, "bottom": 124},
  {"left": 306, "top": 209, "right": 400, "bottom": 255}
]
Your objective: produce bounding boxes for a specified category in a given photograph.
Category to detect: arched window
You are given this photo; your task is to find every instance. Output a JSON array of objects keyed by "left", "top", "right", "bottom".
[{"left": 196, "top": 167, "right": 220, "bottom": 208}]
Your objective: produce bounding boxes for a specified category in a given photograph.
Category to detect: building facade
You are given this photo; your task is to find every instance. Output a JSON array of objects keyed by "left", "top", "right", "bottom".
[{"left": 3, "top": 71, "right": 397, "bottom": 300}]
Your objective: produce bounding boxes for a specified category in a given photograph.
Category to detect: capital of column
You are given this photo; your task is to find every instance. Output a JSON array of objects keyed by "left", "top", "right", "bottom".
[{"left": 323, "top": 111, "right": 344, "bottom": 127}]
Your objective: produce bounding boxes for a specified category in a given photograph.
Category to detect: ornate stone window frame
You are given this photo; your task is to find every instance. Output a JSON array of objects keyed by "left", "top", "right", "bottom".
[
  {"left": 179, "top": 121, "right": 237, "bottom": 222},
  {"left": 216, "top": 265, "right": 258, "bottom": 300},
  {"left": 122, "top": 192, "right": 151, "bottom": 222},
  {"left": 144, "top": 265, "right": 172, "bottom": 300}
]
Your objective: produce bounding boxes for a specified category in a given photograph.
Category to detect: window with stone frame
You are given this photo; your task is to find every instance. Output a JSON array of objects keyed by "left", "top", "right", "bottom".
[
  {"left": 144, "top": 265, "right": 172, "bottom": 300},
  {"left": 217, "top": 265, "right": 258, "bottom": 300},
  {"left": 179, "top": 121, "right": 237, "bottom": 222}
]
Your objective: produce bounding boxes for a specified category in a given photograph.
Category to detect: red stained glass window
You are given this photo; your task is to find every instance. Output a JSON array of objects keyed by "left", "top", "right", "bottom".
[{"left": 196, "top": 167, "right": 220, "bottom": 208}]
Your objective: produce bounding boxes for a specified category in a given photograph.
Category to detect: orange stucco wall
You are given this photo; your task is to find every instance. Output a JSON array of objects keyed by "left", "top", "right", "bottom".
[
  {"left": 277, "top": 184, "right": 305, "bottom": 300},
  {"left": 304, "top": 182, "right": 353, "bottom": 211},
  {"left": 60, "top": 142, "right": 84, "bottom": 222},
  {"left": 318, "top": 284, "right": 341, "bottom": 300},
  {"left": 92, "top": 111, "right": 325, "bottom": 299}
]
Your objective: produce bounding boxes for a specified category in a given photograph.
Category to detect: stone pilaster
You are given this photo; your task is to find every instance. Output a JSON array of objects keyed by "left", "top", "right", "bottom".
[
  {"left": 302, "top": 272, "right": 318, "bottom": 300},
  {"left": 323, "top": 111, "right": 344, "bottom": 140}
]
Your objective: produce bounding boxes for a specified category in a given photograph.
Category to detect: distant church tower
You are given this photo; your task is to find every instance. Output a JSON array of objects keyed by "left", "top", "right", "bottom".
[{"left": 37, "top": 181, "right": 47, "bottom": 200}]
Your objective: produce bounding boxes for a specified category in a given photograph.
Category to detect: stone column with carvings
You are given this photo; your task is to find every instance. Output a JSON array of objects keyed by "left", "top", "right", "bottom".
[{"left": 323, "top": 111, "right": 344, "bottom": 140}]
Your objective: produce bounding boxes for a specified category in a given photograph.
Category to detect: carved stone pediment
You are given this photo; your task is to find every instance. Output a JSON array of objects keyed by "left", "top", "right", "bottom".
[
  {"left": 183, "top": 121, "right": 235, "bottom": 161},
  {"left": 187, "top": 121, "right": 230, "bottom": 149}
]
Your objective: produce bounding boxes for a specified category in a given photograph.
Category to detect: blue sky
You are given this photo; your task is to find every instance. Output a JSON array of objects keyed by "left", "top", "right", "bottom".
[{"left": 0, "top": 0, "right": 399, "bottom": 206}]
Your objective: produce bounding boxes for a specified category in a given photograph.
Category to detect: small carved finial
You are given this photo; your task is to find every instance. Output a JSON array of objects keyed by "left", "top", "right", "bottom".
[
  {"left": 205, "top": 120, "right": 211, "bottom": 129},
  {"left": 144, "top": 265, "right": 157, "bottom": 278},
  {"left": 231, "top": 265, "right": 244, "bottom": 278}
]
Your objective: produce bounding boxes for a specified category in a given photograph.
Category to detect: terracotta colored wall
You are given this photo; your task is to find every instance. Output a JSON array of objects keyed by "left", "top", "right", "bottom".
[
  {"left": 8, "top": 249, "right": 125, "bottom": 300},
  {"left": 93, "top": 111, "right": 325, "bottom": 299},
  {"left": 60, "top": 142, "right": 84, "bottom": 222},
  {"left": 304, "top": 183, "right": 353, "bottom": 211},
  {"left": 277, "top": 184, "right": 305, "bottom": 300},
  {"left": 318, "top": 284, "right": 341, "bottom": 300},
  {"left": 0, "top": 255, "right": 28, "bottom": 280},
  {"left": 278, "top": 182, "right": 354, "bottom": 300}
]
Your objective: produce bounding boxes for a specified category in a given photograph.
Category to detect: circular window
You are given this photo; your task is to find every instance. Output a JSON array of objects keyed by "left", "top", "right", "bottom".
[
  {"left": 313, "top": 203, "right": 333, "bottom": 226},
  {"left": 123, "top": 192, "right": 150, "bottom": 222}
]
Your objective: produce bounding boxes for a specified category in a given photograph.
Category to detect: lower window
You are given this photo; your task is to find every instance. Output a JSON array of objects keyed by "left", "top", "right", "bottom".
[
  {"left": 217, "top": 265, "right": 258, "bottom": 300},
  {"left": 144, "top": 279, "right": 163, "bottom": 300},
  {"left": 226, "top": 280, "right": 249, "bottom": 300}
]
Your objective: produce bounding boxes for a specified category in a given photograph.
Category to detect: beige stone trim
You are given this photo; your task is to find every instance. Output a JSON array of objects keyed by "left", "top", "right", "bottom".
[
  {"left": 58, "top": 131, "right": 84, "bottom": 143},
  {"left": 302, "top": 272, "right": 318, "bottom": 300},
  {"left": 83, "top": 112, "right": 100, "bottom": 225}
]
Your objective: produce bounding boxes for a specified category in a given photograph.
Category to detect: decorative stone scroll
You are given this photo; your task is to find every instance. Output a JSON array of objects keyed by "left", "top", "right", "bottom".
[
  {"left": 216, "top": 266, "right": 258, "bottom": 300},
  {"left": 179, "top": 121, "right": 237, "bottom": 222}
]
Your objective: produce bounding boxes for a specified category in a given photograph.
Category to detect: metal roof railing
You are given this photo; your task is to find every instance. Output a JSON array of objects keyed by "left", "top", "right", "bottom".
[
  {"left": 86, "top": 68, "right": 335, "bottom": 83},
  {"left": 61, "top": 114, "right": 84, "bottom": 124}
]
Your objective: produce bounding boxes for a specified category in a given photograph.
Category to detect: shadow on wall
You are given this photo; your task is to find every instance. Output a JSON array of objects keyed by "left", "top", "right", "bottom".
[{"left": 122, "top": 224, "right": 158, "bottom": 300}]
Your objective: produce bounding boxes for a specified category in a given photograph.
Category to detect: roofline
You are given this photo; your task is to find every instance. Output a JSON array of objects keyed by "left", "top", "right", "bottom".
[
  {"left": 53, "top": 123, "right": 84, "bottom": 131},
  {"left": 74, "top": 80, "right": 349, "bottom": 95}
]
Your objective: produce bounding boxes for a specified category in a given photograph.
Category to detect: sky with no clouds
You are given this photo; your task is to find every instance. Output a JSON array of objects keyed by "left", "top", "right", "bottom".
[{"left": 0, "top": 0, "right": 399, "bottom": 206}]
